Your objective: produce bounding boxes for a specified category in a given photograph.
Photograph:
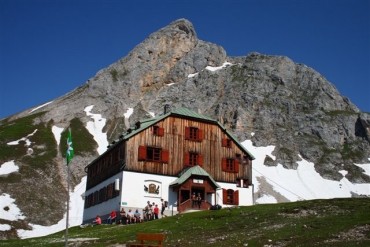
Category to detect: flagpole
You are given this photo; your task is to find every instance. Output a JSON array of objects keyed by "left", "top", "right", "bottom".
[
  {"left": 65, "top": 161, "right": 70, "bottom": 247},
  {"left": 65, "top": 128, "right": 74, "bottom": 247}
]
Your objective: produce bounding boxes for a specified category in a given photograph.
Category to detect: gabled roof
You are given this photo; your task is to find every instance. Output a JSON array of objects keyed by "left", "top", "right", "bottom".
[
  {"left": 120, "top": 107, "right": 214, "bottom": 140},
  {"left": 110, "top": 107, "right": 255, "bottom": 159},
  {"left": 170, "top": 107, "right": 215, "bottom": 122},
  {"left": 169, "top": 165, "right": 220, "bottom": 188}
]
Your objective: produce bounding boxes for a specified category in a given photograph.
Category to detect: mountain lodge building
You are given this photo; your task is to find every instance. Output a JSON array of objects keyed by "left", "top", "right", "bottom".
[{"left": 82, "top": 107, "right": 254, "bottom": 222}]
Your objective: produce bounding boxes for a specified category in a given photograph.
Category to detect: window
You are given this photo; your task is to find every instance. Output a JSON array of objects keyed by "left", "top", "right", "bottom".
[
  {"left": 99, "top": 187, "right": 106, "bottom": 202},
  {"left": 93, "top": 191, "right": 99, "bottom": 206},
  {"left": 138, "top": 145, "right": 169, "bottom": 163},
  {"left": 85, "top": 194, "right": 93, "bottom": 208},
  {"left": 153, "top": 125, "right": 164, "bottom": 136},
  {"left": 189, "top": 127, "right": 198, "bottom": 140},
  {"left": 84, "top": 182, "right": 119, "bottom": 208},
  {"left": 221, "top": 158, "right": 239, "bottom": 173},
  {"left": 185, "top": 127, "right": 203, "bottom": 142},
  {"left": 184, "top": 152, "right": 203, "bottom": 167},
  {"left": 222, "top": 138, "right": 232, "bottom": 148},
  {"left": 107, "top": 183, "right": 113, "bottom": 199},
  {"left": 147, "top": 147, "right": 161, "bottom": 161},
  {"left": 226, "top": 159, "right": 234, "bottom": 171},
  {"left": 222, "top": 189, "right": 239, "bottom": 205},
  {"left": 236, "top": 178, "right": 241, "bottom": 187},
  {"left": 190, "top": 153, "right": 197, "bottom": 166}
]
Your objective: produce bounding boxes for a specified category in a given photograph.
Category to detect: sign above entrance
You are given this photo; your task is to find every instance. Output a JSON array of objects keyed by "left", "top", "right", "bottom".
[{"left": 193, "top": 179, "right": 204, "bottom": 184}]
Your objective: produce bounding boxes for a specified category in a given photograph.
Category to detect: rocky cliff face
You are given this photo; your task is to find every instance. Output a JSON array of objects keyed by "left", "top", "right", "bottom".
[{"left": 1, "top": 19, "right": 369, "bottom": 239}]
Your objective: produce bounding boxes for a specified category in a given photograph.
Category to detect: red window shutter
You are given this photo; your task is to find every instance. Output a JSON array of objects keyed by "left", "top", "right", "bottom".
[
  {"left": 197, "top": 129, "right": 204, "bottom": 141},
  {"left": 221, "top": 138, "right": 227, "bottom": 147},
  {"left": 161, "top": 149, "right": 169, "bottom": 163},
  {"left": 222, "top": 189, "right": 227, "bottom": 204},
  {"left": 158, "top": 127, "right": 164, "bottom": 136},
  {"left": 233, "top": 190, "right": 239, "bottom": 205},
  {"left": 138, "top": 145, "right": 147, "bottom": 161},
  {"left": 234, "top": 159, "right": 239, "bottom": 173},
  {"left": 185, "top": 127, "right": 190, "bottom": 139},
  {"left": 184, "top": 152, "right": 190, "bottom": 166},
  {"left": 197, "top": 154, "right": 203, "bottom": 166},
  {"left": 221, "top": 158, "right": 227, "bottom": 171}
]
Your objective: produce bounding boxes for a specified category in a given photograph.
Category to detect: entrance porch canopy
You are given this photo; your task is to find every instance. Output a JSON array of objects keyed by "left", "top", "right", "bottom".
[{"left": 169, "top": 165, "right": 220, "bottom": 188}]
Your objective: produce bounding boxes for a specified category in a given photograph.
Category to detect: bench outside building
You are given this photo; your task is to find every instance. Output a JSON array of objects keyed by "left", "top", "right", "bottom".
[{"left": 127, "top": 233, "right": 166, "bottom": 247}]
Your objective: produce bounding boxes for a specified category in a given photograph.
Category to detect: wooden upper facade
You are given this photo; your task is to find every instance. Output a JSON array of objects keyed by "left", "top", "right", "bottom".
[{"left": 85, "top": 108, "right": 254, "bottom": 191}]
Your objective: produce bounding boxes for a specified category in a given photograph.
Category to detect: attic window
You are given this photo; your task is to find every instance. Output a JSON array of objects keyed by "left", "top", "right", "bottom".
[
  {"left": 222, "top": 138, "right": 232, "bottom": 148},
  {"left": 185, "top": 127, "right": 203, "bottom": 142},
  {"left": 153, "top": 125, "right": 164, "bottom": 136}
]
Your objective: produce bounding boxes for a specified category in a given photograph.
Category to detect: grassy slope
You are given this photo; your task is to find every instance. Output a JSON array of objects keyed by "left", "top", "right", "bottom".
[
  {"left": 0, "top": 114, "right": 98, "bottom": 228},
  {"left": 2, "top": 198, "right": 370, "bottom": 247}
]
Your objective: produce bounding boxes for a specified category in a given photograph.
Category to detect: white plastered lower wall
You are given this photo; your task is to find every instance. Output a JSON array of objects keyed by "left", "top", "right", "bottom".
[{"left": 83, "top": 171, "right": 254, "bottom": 223}]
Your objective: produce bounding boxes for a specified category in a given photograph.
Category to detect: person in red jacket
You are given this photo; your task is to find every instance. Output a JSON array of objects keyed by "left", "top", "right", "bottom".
[
  {"left": 107, "top": 210, "right": 117, "bottom": 224},
  {"left": 93, "top": 215, "right": 102, "bottom": 225},
  {"left": 153, "top": 204, "right": 159, "bottom": 219}
]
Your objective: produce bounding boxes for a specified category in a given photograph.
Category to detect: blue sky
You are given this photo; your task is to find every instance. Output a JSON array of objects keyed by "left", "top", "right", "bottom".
[{"left": 0, "top": 0, "right": 369, "bottom": 119}]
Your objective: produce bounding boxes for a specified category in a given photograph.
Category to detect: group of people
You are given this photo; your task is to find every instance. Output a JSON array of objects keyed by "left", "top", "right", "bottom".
[
  {"left": 143, "top": 201, "right": 160, "bottom": 221},
  {"left": 92, "top": 198, "right": 168, "bottom": 226},
  {"left": 92, "top": 210, "right": 116, "bottom": 225},
  {"left": 191, "top": 192, "right": 202, "bottom": 209},
  {"left": 119, "top": 208, "right": 143, "bottom": 224},
  {"left": 142, "top": 198, "right": 167, "bottom": 220}
]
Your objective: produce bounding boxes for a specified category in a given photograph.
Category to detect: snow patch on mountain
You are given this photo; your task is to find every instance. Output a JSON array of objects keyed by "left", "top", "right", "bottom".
[
  {"left": 0, "top": 224, "right": 11, "bottom": 231},
  {"left": 124, "top": 108, "right": 134, "bottom": 119},
  {"left": 0, "top": 160, "right": 19, "bottom": 175},
  {"left": 52, "top": 126, "right": 64, "bottom": 146},
  {"left": 188, "top": 73, "right": 198, "bottom": 78},
  {"left": 355, "top": 160, "right": 370, "bottom": 176},
  {"left": 0, "top": 193, "right": 25, "bottom": 221},
  {"left": 7, "top": 129, "right": 37, "bottom": 146},
  {"left": 84, "top": 105, "right": 108, "bottom": 155},
  {"left": 205, "top": 61, "right": 233, "bottom": 72},
  {"left": 17, "top": 177, "right": 86, "bottom": 239},
  {"left": 29, "top": 101, "right": 53, "bottom": 114},
  {"left": 242, "top": 139, "right": 370, "bottom": 202}
]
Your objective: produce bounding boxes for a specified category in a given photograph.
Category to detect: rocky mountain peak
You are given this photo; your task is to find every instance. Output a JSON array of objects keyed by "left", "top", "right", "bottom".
[{"left": 90, "top": 18, "right": 198, "bottom": 90}]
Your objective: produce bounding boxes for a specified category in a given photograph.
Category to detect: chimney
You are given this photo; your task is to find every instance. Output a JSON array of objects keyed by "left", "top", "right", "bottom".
[
  {"left": 164, "top": 104, "right": 171, "bottom": 114},
  {"left": 135, "top": 121, "right": 141, "bottom": 129}
]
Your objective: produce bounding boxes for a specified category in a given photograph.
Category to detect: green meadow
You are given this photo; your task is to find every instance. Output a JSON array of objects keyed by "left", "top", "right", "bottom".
[{"left": 2, "top": 198, "right": 370, "bottom": 247}]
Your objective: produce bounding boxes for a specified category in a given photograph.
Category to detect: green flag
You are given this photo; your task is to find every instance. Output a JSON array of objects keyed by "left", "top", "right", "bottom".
[{"left": 66, "top": 129, "right": 74, "bottom": 165}]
